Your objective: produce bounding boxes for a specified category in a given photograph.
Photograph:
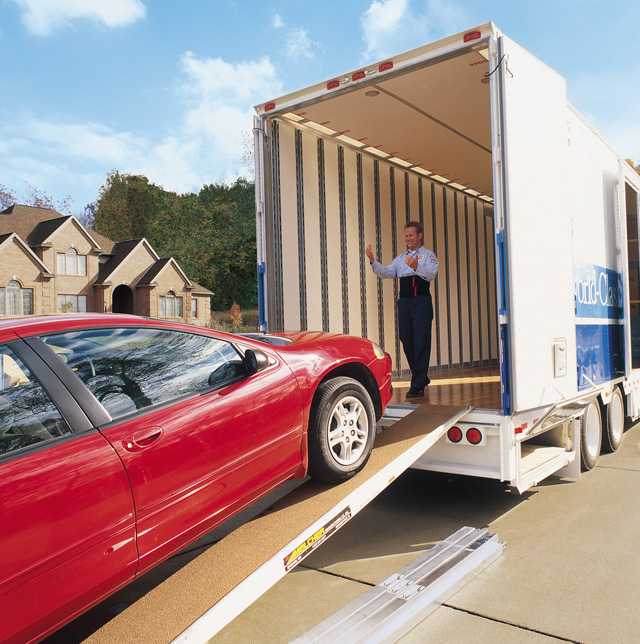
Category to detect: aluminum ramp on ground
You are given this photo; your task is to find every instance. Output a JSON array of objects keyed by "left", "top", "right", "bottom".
[
  {"left": 84, "top": 403, "right": 471, "bottom": 644},
  {"left": 291, "top": 526, "right": 505, "bottom": 644}
]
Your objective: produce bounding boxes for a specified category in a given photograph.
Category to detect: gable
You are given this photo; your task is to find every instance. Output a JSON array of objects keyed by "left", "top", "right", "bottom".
[
  {"left": 45, "top": 217, "right": 102, "bottom": 253},
  {"left": 109, "top": 242, "right": 160, "bottom": 285},
  {"left": 152, "top": 260, "right": 192, "bottom": 291},
  {"left": 0, "top": 235, "right": 53, "bottom": 279}
]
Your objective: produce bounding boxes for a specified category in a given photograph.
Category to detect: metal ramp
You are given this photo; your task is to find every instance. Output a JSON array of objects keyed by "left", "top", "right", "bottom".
[
  {"left": 292, "top": 527, "right": 505, "bottom": 644},
  {"left": 85, "top": 404, "right": 472, "bottom": 644}
]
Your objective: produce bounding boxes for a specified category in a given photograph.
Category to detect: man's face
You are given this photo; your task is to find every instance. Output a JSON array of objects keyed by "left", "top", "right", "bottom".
[{"left": 405, "top": 226, "right": 423, "bottom": 251}]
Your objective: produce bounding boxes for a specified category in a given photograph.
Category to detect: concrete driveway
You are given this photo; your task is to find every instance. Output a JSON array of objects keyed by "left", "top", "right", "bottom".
[{"left": 213, "top": 421, "right": 640, "bottom": 644}]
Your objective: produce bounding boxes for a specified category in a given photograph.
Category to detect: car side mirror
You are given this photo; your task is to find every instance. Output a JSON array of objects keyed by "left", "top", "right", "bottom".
[{"left": 244, "top": 349, "right": 269, "bottom": 375}]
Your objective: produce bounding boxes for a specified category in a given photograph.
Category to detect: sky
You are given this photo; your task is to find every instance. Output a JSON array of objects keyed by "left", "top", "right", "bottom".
[{"left": 1, "top": 0, "right": 640, "bottom": 214}]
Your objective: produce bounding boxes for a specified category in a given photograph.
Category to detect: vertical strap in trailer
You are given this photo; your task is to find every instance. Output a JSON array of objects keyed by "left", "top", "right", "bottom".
[
  {"left": 295, "top": 129, "right": 307, "bottom": 331},
  {"left": 357, "top": 154, "right": 368, "bottom": 339}
]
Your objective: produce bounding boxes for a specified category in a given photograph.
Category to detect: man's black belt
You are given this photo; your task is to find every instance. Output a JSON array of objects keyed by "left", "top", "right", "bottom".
[{"left": 399, "top": 275, "right": 430, "bottom": 298}]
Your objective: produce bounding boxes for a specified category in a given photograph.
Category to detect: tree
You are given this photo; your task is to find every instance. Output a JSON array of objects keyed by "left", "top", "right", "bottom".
[
  {"left": 0, "top": 184, "right": 17, "bottom": 211},
  {"left": 0, "top": 182, "right": 73, "bottom": 214},
  {"left": 92, "top": 172, "right": 258, "bottom": 310},
  {"left": 626, "top": 158, "right": 640, "bottom": 174}
]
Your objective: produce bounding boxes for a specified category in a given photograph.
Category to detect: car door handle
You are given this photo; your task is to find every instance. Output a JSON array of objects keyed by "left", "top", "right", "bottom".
[{"left": 122, "top": 427, "right": 163, "bottom": 452}]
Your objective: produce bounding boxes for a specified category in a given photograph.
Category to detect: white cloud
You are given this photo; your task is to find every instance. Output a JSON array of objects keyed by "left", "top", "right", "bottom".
[
  {"left": 284, "top": 28, "right": 320, "bottom": 62},
  {"left": 360, "top": 0, "right": 467, "bottom": 62},
  {"left": 178, "top": 52, "right": 282, "bottom": 182},
  {"left": 0, "top": 51, "right": 283, "bottom": 206},
  {"left": 272, "top": 13, "right": 285, "bottom": 29},
  {"left": 11, "top": 0, "right": 146, "bottom": 36}
]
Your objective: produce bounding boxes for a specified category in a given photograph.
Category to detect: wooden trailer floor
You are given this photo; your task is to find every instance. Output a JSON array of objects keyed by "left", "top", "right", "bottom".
[{"left": 390, "top": 365, "right": 501, "bottom": 409}]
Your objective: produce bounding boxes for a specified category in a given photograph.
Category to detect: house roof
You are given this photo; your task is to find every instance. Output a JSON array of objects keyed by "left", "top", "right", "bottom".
[
  {"left": 0, "top": 205, "right": 63, "bottom": 242},
  {"left": 0, "top": 204, "right": 106, "bottom": 250}
]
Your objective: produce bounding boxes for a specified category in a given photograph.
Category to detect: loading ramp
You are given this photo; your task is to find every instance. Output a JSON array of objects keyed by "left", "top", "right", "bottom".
[{"left": 84, "top": 404, "right": 470, "bottom": 644}]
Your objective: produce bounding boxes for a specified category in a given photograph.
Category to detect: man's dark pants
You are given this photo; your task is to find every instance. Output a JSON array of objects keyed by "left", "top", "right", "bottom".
[{"left": 397, "top": 294, "right": 433, "bottom": 390}]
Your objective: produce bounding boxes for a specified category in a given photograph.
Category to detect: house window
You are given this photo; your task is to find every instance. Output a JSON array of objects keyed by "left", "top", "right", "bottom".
[
  {"left": 159, "top": 291, "right": 183, "bottom": 318},
  {"left": 57, "top": 294, "right": 87, "bottom": 313},
  {"left": 191, "top": 298, "right": 198, "bottom": 318},
  {"left": 57, "top": 248, "right": 87, "bottom": 276},
  {"left": 0, "top": 281, "right": 33, "bottom": 316}
]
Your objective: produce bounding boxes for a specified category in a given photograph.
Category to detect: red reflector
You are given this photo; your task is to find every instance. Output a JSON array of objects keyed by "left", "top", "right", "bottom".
[
  {"left": 327, "top": 80, "right": 340, "bottom": 90},
  {"left": 264, "top": 103, "right": 276, "bottom": 112},
  {"left": 352, "top": 71, "right": 366, "bottom": 81},
  {"left": 379, "top": 61, "right": 393, "bottom": 72},
  {"left": 464, "top": 31, "right": 482, "bottom": 43},
  {"left": 448, "top": 427, "right": 463, "bottom": 443},
  {"left": 466, "top": 428, "right": 483, "bottom": 445}
]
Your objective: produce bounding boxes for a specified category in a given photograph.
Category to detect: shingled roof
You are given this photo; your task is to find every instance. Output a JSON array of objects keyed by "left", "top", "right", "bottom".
[{"left": 0, "top": 204, "right": 110, "bottom": 250}]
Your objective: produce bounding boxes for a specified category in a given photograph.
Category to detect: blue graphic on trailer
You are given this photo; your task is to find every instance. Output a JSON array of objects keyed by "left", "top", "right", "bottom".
[{"left": 574, "top": 261, "right": 624, "bottom": 390}]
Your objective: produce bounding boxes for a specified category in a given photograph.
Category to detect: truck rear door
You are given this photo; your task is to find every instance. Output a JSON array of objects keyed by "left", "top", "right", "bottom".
[{"left": 497, "top": 35, "right": 577, "bottom": 413}]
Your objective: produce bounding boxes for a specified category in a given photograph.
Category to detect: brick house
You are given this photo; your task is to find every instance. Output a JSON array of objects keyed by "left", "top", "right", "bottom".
[{"left": 0, "top": 204, "right": 213, "bottom": 326}]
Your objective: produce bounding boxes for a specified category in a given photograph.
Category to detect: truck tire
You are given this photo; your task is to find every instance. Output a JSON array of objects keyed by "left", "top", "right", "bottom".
[
  {"left": 307, "top": 377, "right": 375, "bottom": 484},
  {"left": 601, "top": 387, "right": 624, "bottom": 453},
  {"left": 580, "top": 400, "right": 602, "bottom": 471}
]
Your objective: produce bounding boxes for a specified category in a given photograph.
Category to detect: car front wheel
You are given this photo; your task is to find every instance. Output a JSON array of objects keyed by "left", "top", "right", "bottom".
[{"left": 307, "top": 377, "right": 376, "bottom": 484}]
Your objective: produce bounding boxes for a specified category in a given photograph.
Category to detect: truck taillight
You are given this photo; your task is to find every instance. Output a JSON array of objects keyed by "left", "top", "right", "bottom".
[
  {"left": 327, "top": 80, "right": 340, "bottom": 90},
  {"left": 264, "top": 103, "right": 276, "bottom": 112},
  {"left": 466, "top": 428, "right": 483, "bottom": 445},
  {"left": 464, "top": 31, "right": 482, "bottom": 43},
  {"left": 448, "top": 427, "right": 463, "bottom": 443},
  {"left": 379, "top": 61, "right": 393, "bottom": 72}
]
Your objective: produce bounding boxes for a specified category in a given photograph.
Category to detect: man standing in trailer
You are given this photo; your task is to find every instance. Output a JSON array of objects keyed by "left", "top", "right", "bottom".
[{"left": 365, "top": 221, "right": 438, "bottom": 398}]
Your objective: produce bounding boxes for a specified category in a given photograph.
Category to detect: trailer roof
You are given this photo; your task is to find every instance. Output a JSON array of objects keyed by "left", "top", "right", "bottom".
[{"left": 256, "top": 23, "right": 497, "bottom": 200}]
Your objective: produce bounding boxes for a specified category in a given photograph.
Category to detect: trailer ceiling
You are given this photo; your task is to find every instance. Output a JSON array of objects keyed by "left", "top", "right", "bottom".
[{"left": 279, "top": 48, "right": 494, "bottom": 199}]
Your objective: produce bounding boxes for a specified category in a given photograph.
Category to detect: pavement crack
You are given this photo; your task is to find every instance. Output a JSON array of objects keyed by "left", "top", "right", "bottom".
[
  {"left": 442, "top": 604, "right": 585, "bottom": 643},
  {"left": 298, "top": 564, "right": 376, "bottom": 587}
]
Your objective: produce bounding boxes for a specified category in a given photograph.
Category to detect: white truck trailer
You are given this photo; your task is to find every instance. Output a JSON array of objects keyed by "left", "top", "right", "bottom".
[{"left": 253, "top": 22, "right": 640, "bottom": 492}]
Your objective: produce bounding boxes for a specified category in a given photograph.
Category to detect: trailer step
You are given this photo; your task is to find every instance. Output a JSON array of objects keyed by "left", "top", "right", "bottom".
[{"left": 291, "top": 526, "right": 505, "bottom": 644}]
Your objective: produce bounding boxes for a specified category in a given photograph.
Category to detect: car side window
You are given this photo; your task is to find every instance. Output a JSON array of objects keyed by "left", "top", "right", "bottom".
[
  {"left": 0, "top": 346, "right": 72, "bottom": 457},
  {"left": 42, "top": 328, "right": 246, "bottom": 420}
]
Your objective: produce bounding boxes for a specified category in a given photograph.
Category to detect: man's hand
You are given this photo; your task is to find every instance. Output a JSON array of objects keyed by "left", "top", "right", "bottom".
[
  {"left": 365, "top": 244, "right": 374, "bottom": 263},
  {"left": 404, "top": 254, "right": 418, "bottom": 270}
]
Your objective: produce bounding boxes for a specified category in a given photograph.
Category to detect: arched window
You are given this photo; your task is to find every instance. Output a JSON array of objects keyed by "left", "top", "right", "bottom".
[
  {"left": 0, "top": 280, "right": 33, "bottom": 316},
  {"left": 56, "top": 247, "right": 87, "bottom": 276},
  {"left": 159, "top": 290, "right": 183, "bottom": 318}
]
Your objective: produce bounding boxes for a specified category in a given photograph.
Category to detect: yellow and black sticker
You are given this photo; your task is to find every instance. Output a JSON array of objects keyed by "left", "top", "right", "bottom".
[{"left": 283, "top": 506, "right": 352, "bottom": 572}]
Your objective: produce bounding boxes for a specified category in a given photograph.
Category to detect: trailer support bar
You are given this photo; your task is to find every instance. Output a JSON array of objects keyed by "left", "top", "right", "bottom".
[{"left": 292, "top": 526, "right": 505, "bottom": 644}]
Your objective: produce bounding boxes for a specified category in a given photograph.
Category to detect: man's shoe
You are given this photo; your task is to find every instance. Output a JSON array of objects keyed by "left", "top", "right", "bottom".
[{"left": 406, "top": 388, "right": 425, "bottom": 398}]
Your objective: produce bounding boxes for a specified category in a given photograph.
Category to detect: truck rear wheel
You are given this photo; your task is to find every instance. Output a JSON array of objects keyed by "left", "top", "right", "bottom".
[
  {"left": 601, "top": 387, "right": 624, "bottom": 453},
  {"left": 307, "top": 377, "right": 375, "bottom": 484},
  {"left": 580, "top": 400, "right": 602, "bottom": 471}
]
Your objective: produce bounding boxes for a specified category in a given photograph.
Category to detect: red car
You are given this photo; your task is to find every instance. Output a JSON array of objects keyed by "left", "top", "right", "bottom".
[{"left": 0, "top": 314, "right": 392, "bottom": 644}]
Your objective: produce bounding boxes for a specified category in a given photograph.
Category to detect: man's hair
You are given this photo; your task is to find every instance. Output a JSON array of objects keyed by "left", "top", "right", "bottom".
[{"left": 405, "top": 221, "right": 424, "bottom": 236}]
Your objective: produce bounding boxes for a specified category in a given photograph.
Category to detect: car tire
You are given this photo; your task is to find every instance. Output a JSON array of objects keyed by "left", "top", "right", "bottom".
[
  {"left": 601, "top": 387, "right": 625, "bottom": 453},
  {"left": 307, "top": 377, "right": 376, "bottom": 484},
  {"left": 580, "top": 400, "right": 602, "bottom": 471}
]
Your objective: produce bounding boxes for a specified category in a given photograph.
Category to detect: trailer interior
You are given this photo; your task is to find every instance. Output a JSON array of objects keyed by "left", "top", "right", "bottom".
[{"left": 261, "top": 38, "right": 502, "bottom": 411}]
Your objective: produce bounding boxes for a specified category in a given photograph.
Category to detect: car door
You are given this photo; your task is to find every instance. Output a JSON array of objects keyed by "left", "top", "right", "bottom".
[
  {"left": 38, "top": 325, "right": 304, "bottom": 573},
  {"left": 0, "top": 340, "right": 136, "bottom": 644}
]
